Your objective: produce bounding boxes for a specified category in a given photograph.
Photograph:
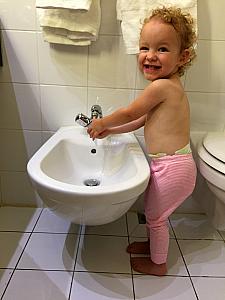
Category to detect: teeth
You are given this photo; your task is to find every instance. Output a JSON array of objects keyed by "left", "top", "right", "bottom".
[{"left": 143, "top": 64, "right": 161, "bottom": 70}]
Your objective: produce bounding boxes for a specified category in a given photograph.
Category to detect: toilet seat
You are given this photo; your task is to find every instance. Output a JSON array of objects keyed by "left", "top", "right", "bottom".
[
  {"left": 198, "top": 132, "right": 225, "bottom": 175},
  {"left": 203, "top": 132, "right": 225, "bottom": 163}
]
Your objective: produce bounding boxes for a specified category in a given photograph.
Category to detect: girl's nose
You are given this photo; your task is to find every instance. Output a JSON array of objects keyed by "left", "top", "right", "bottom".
[{"left": 146, "top": 51, "right": 157, "bottom": 61}]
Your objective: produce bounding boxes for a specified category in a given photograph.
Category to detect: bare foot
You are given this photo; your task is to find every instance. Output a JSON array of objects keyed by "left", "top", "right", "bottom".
[
  {"left": 126, "top": 241, "right": 150, "bottom": 254},
  {"left": 131, "top": 257, "right": 167, "bottom": 276}
]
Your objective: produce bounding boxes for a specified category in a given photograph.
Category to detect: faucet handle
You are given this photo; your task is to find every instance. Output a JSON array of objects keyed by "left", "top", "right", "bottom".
[{"left": 91, "top": 105, "right": 102, "bottom": 119}]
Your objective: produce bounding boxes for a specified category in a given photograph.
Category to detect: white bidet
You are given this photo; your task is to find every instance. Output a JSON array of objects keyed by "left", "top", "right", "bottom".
[{"left": 27, "top": 126, "right": 150, "bottom": 225}]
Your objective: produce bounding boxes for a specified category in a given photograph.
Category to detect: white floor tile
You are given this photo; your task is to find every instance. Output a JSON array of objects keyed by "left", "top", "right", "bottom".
[
  {"left": 192, "top": 277, "right": 225, "bottom": 300},
  {"left": 0, "top": 269, "right": 13, "bottom": 298},
  {"left": 130, "top": 238, "right": 188, "bottom": 276},
  {"left": 75, "top": 235, "right": 131, "bottom": 273},
  {"left": 71, "top": 272, "right": 134, "bottom": 300},
  {"left": 34, "top": 208, "right": 80, "bottom": 234},
  {"left": 0, "top": 232, "right": 30, "bottom": 268},
  {"left": 133, "top": 275, "right": 196, "bottom": 300},
  {"left": 1, "top": 208, "right": 225, "bottom": 300},
  {"left": 83, "top": 215, "right": 127, "bottom": 236},
  {"left": 170, "top": 214, "right": 222, "bottom": 240},
  {"left": 126, "top": 212, "right": 147, "bottom": 237},
  {"left": 0, "top": 207, "right": 42, "bottom": 232},
  {"left": 2, "top": 270, "right": 72, "bottom": 300},
  {"left": 127, "top": 212, "right": 174, "bottom": 238},
  {"left": 18, "top": 233, "right": 79, "bottom": 271},
  {"left": 219, "top": 230, "right": 225, "bottom": 241},
  {"left": 178, "top": 240, "right": 225, "bottom": 276}
]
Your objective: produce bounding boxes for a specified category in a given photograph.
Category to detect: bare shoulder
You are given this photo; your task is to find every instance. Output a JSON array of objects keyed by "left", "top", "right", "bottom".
[
  {"left": 142, "top": 79, "right": 184, "bottom": 102},
  {"left": 143, "top": 79, "right": 171, "bottom": 100},
  {"left": 152, "top": 78, "right": 183, "bottom": 91},
  {"left": 151, "top": 78, "right": 184, "bottom": 99}
]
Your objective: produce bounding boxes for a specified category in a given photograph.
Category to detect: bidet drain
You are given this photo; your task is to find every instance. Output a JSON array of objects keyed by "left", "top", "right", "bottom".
[{"left": 83, "top": 178, "right": 100, "bottom": 186}]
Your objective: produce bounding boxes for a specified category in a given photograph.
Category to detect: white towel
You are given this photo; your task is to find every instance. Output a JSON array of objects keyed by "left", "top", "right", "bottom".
[
  {"left": 37, "top": 0, "right": 101, "bottom": 46},
  {"left": 42, "top": 27, "right": 97, "bottom": 46},
  {"left": 36, "top": 0, "right": 92, "bottom": 11},
  {"left": 42, "top": 28, "right": 93, "bottom": 45},
  {"left": 117, "top": 0, "right": 197, "bottom": 54}
]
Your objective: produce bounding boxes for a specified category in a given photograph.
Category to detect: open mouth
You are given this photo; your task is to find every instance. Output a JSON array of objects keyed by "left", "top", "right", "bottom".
[{"left": 144, "top": 64, "right": 161, "bottom": 70}]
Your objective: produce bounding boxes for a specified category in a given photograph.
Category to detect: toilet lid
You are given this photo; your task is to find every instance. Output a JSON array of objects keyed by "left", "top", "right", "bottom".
[
  {"left": 198, "top": 144, "right": 225, "bottom": 175},
  {"left": 203, "top": 132, "right": 225, "bottom": 163}
]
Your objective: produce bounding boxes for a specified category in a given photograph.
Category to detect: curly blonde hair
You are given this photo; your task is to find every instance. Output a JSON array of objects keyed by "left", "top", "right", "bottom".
[{"left": 143, "top": 6, "right": 197, "bottom": 76}]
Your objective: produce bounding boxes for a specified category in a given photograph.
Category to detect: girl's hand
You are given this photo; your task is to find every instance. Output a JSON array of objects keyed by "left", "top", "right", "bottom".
[
  {"left": 95, "top": 128, "right": 111, "bottom": 139},
  {"left": 87, "top": 119, "right": 105, "bottom": 140}
]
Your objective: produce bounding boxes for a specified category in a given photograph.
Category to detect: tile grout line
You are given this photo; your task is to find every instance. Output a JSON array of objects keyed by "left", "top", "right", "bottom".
[
  {"left": 168, "top": 218, "right": 200, "bottom": 300},
  {"left": 68, "top": 224, "right": 85, "bottom": 300},
  {"left": 0, "top": 208, "right": 44, "bottom": 300},
  {"left": 125, "top": 214, "right": 136, "bottom": 300},
  {"left": 217, "top": 229, "right": 225, "bottom": 242}
]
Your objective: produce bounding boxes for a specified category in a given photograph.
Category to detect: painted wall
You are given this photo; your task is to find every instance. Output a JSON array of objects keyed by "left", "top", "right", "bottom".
[{"left": 0, "top": 0, "right": 225, "bottom": 208}]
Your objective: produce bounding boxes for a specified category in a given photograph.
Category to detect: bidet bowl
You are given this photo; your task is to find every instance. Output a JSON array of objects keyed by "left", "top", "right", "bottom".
[{"left": 27, "top": 126, "right": 150, "bottom": 225}]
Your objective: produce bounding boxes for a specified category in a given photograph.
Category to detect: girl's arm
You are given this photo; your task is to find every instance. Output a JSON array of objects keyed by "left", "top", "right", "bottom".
[
  {"left": 88, "top": 80, "right": 166, "bottom": 139},
  {"left": 94, "top": 115, "right": 146, "bottom": 139}
]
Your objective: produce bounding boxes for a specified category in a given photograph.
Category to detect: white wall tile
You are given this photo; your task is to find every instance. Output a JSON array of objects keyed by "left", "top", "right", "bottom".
[
  {"left": 37, "top": 33, "right": 88, "bottom": 86},
  {"left": 188, "top": 92, "right": 225, "bottom": 132},
  {"left": 23, "top": 130, "right": 42, "bottom": 159},
  {"left": 0, "top": 130, "right": 28, "bottom": 171},
  {"left": 1, "top": 171, "right": 39, "bottom": 206},
  {"left": 88, "top": 36, "right": 137, "bottom": 88},
  {"left": 0, "top": 129, "right": 41, "bottom": 171},
  {"left": 0, "top": 129, "right": 41, "bottom": 172},
  {"left": 0, "top": 30, "right": 39, "bottom": 84},
  {"left": 0, "top": 0, "right": 36, "bottom": 30},
  {"left": 0, "top": 83, "right": 41, "bottom": 130},
  {"left": 0, "top": 83, "right": 21, "bottom": 129},
  {"left": 198, "top": 0, "right": 225, "bottom": 40},
  {"left": 41, "top": 131, "right": 55, "bottom": 144},
  {"left": 99, "top": 0, "right": 121, "bottom": 35},
  {"left": 185, "top": 40, "right": 225, "bottom": 92},
  {"left": 0, "top": 175, "right": 2, "bottom": 205},
  {"left": 36, "top": 8, "right": 42, "bottom": 31},
  {"left": 88, "top": 87, "right": 134, "bottom": 116},
  {"left": 136, "top": 68, "right": 149, "bottom": 90},
  {"left": 40, "top": 85, "right": 87, "bottom": 131}
]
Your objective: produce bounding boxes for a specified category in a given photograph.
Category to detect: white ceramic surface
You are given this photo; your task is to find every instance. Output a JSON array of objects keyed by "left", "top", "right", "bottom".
[
  {"left": 197, "top": 140, "right": 225, "bottom": 189},
  {"left": 196, "top": 133, "right": 225, "bottom": 230},
  {"left": 203, "top": 132, "right": 225, "bottom": 163},
  {"left": 27, "top": 126, "right": 150, "bottom": 225}
]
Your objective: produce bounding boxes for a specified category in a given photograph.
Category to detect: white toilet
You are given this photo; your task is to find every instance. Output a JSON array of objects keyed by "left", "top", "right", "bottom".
[{"left": 197, "top": 132, "right": 225, "bottom": 230}]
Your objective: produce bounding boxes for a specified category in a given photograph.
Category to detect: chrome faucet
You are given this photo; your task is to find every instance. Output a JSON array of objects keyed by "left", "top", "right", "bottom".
[
  {"left": 75, "top": 105, "right": 103, "bottom": 127},
  {"left": 91, "top": 105, "right": 102, "bottom": 119}
]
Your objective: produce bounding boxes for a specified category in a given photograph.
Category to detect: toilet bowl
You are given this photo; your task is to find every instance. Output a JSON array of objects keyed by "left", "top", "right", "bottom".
[
  {"left": 197, "top": 132, "right": 225, "bottom": 230},
  {"left": 27, "top": 126, "right": 150, "bottom": 225}
]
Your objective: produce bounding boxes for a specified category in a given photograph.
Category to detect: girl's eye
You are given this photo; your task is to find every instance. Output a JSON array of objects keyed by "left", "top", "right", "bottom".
[
  {"left": 158, "top": 47, "right": 168, "bottom": 52},
  {"left": 139, "top": 47, "right": 149, "bottom": 52}
]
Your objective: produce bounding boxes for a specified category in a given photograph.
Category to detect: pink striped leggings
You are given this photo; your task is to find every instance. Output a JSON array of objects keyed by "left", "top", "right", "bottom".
[{"left": 144, "top": 154, "right": 196, "bottom": 264}]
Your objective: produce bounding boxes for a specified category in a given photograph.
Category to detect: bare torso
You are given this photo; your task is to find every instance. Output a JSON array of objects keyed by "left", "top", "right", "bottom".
[{"left": 144, "top": 76, "right": 190, "bottom": 154}]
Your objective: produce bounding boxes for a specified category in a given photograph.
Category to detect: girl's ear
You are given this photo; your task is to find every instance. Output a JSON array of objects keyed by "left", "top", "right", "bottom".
[{"left": 179, "top": 49, "right": 191, "bottom": 65}]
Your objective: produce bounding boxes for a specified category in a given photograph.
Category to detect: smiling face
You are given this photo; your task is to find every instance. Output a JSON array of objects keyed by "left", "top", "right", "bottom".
[{"left": 138, "top": 18, "right": 186, "bottom": 81}]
